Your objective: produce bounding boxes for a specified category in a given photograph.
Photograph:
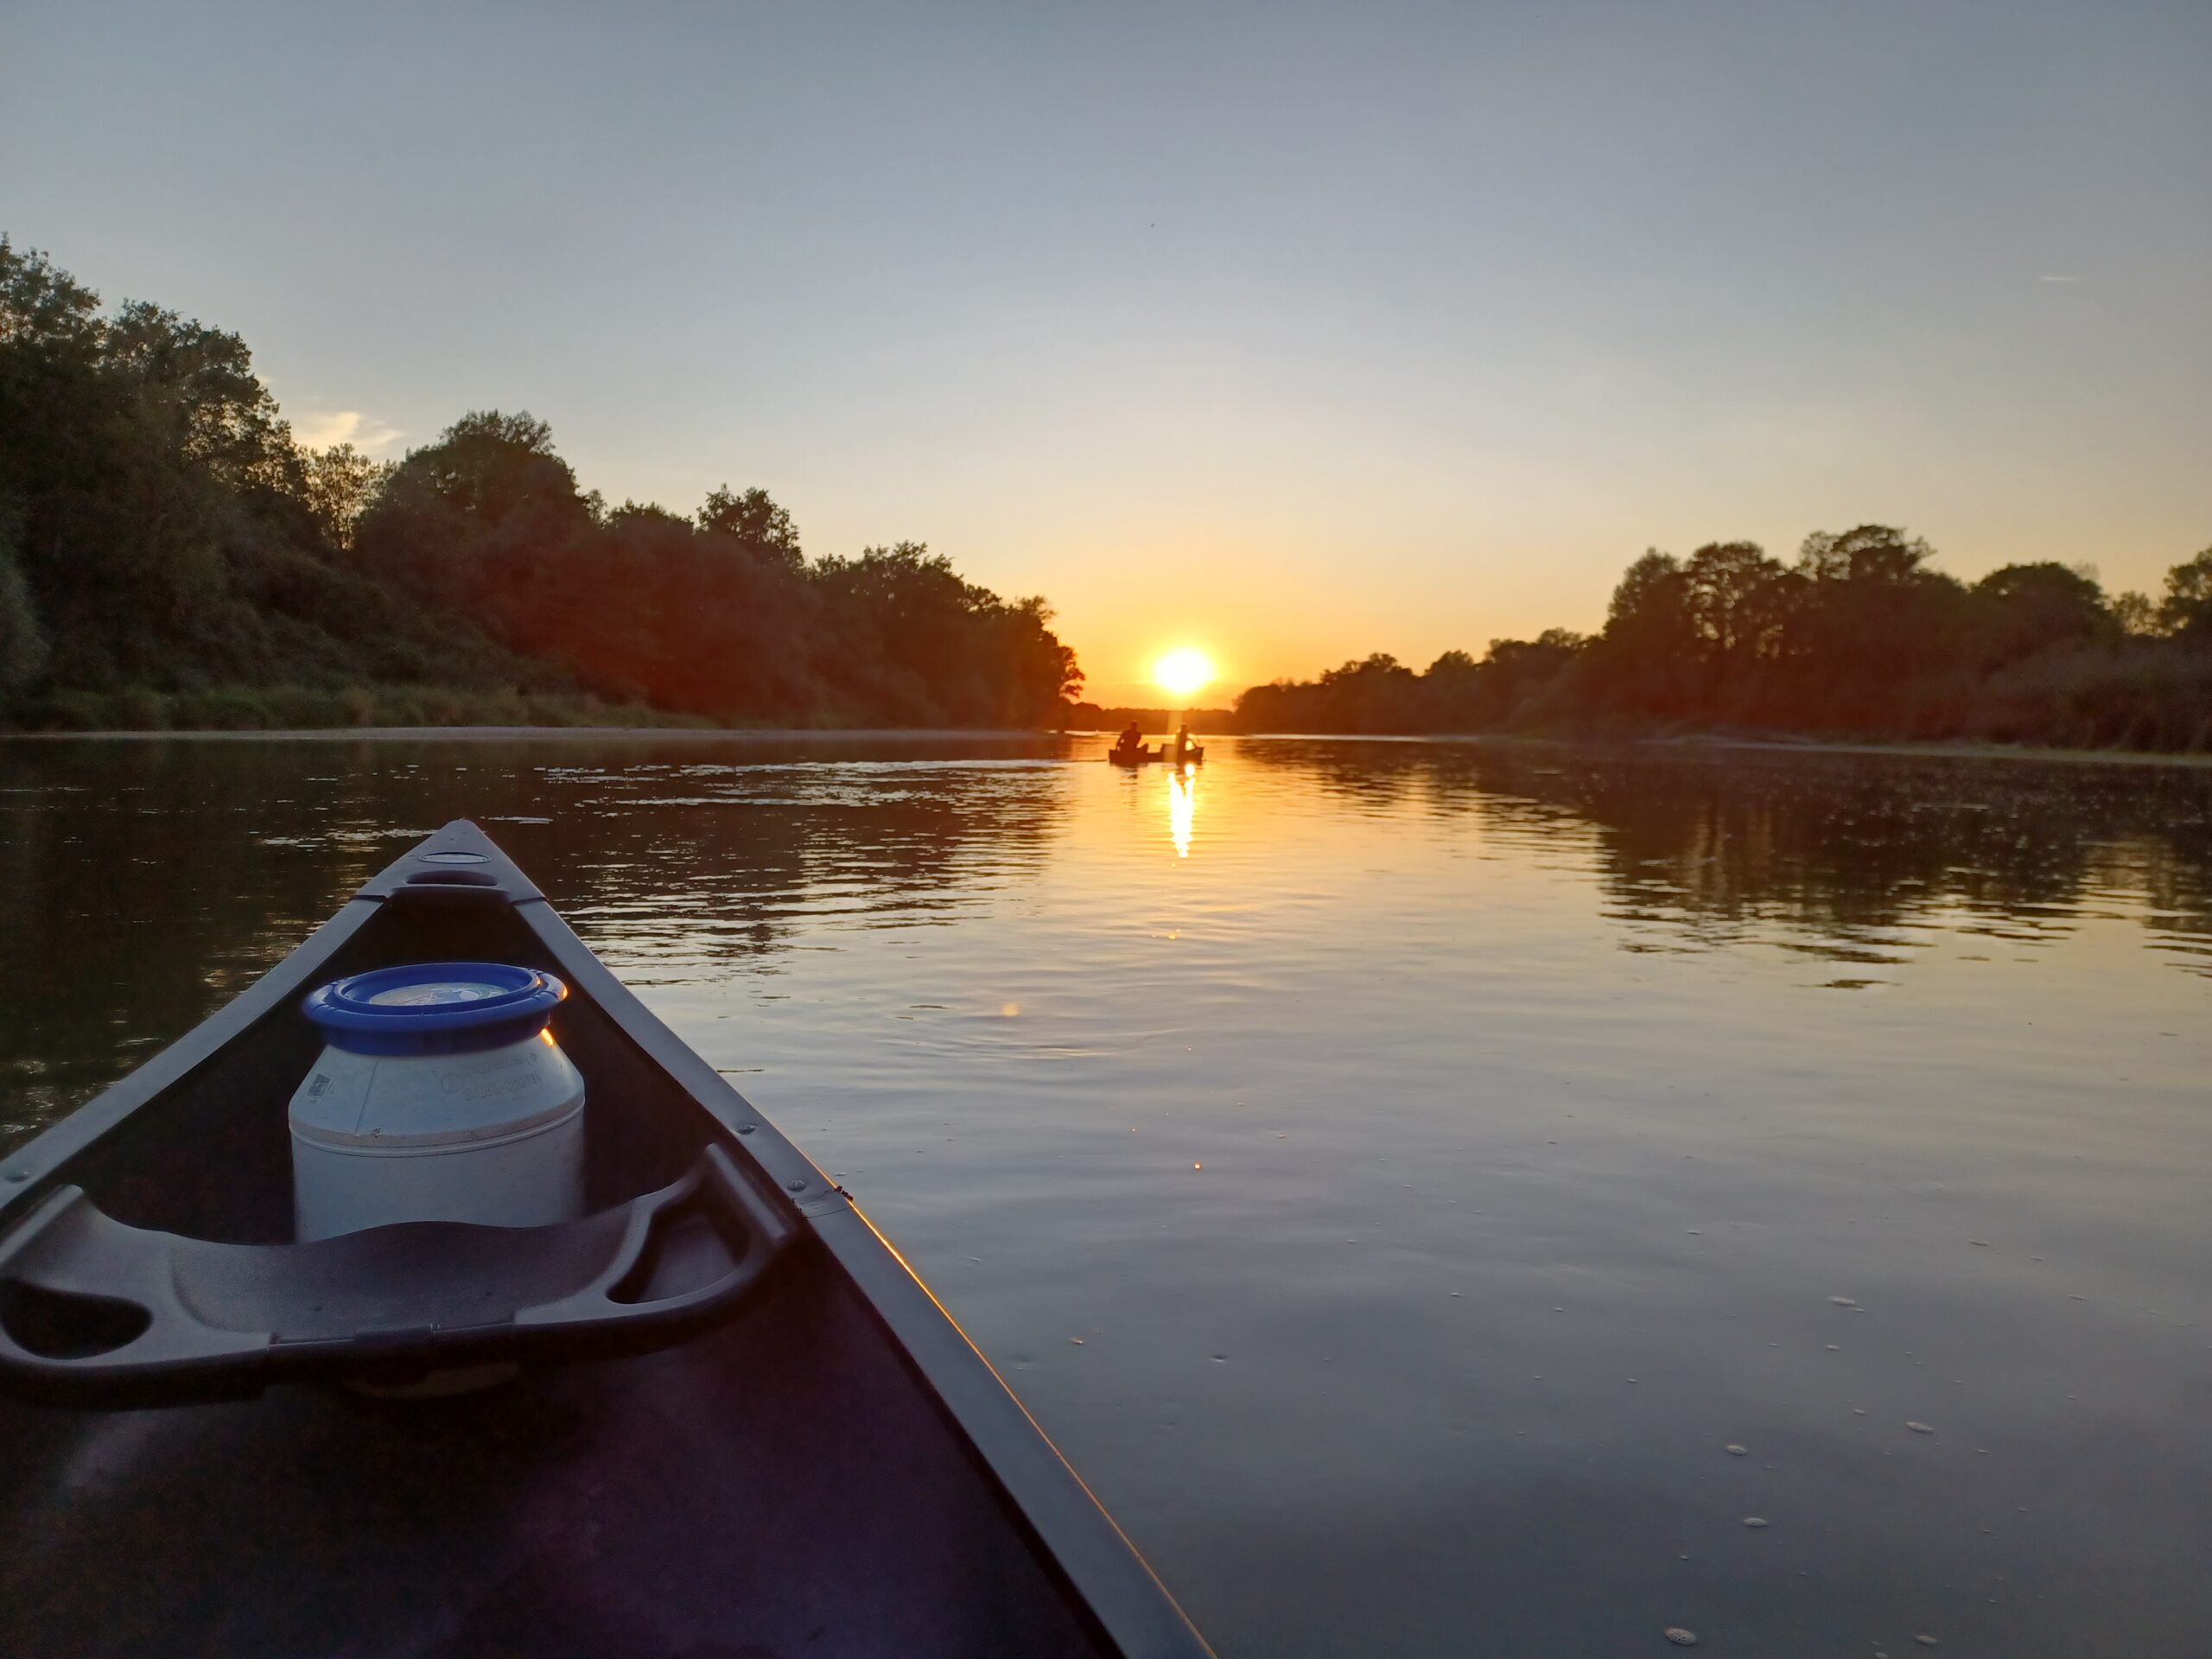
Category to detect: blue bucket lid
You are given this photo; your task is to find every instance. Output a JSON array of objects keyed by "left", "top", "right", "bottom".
[{"left": 302, "top": 963, "right": 567, "bottom": 1054}]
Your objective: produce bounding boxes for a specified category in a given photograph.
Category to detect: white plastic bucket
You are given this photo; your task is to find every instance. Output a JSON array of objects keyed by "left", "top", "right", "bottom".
[{"left": 289, "top": 963, "right": 585, "bottom": 1242}]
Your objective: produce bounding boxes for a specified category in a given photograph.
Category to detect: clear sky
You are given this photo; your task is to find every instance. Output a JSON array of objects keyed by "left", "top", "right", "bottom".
[{"left": 5, "top": 2, "right": 2206, "bottom": 704}]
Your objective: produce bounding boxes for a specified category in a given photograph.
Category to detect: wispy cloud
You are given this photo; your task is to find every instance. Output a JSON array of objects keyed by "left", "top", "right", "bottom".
[
  {"left": 2037, "top": 273, "right": 2087, "bottom": 284},
  {"left": 291, "top": 410, "right": 404, "bottom": 453}
]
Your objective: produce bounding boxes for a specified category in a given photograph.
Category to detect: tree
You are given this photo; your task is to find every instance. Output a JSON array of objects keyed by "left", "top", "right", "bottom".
[
  {"left": 0, "top": 242, "right": 1088, "bottom": 728},
  {"left": 607, "top": 499, "right": 690, "bottom": 528},
  {"left": 814, "top": 543, "right": 1001, "bottom": 723},
  {"left": 1007, "top": 594, "right": 1084, "bottom": 713},
  {"left": 1797, "top": 524, "right": 1935, "bottom": 587},
  {"left": 353, "top": 410, "right": 595, "bottom": 607},
  {"left": 103, "top": 301, "right": 302, "bottom": 499},
  {"left": 389, "top": 410, "right": 582, "bottom": 526},
  {"left": 1, "top": 247, "right": 289, "bottom": 682},
  {"left": 1482, "top": 631, "right": 1585, "bottom": 707},
  {"left": 1971, "top": 562, "right": 2109, "bottom": 665},
  {"left": 0, "top": 531, "right": 48, "bottom": 690},
  {"left": 1781, "top": 524, "right": 1967, "bottom": 731},
  {"left": 0, "top": 245, "right": 543, "bottom": 699},
  {"left": 1313, "top": 653, "right": 1420, "bottom": 731},
  {"left": 698, "top": 485, "right": 804, "bottom": 572},
  {"left": 2110, "top": 590, "right": 2162, "bottom": 638},
  {"left": 1682, "top": 541, "right": 1791, "bottom": 671},
  {"left": 299, "top": 442, "right": 395, "bottom": 549},
  {"left": 1606, "top": 550, "right": 1689, "bottom": 639},
  {"left": 2158, "top": 547, "right": 2212, "bottom": 643},
  {"left": 1583, "top": 550, "right": 1697, "bottom": 717}
]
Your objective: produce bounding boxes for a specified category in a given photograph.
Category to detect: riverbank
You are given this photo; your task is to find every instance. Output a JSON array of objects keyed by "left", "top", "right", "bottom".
[
  {"left": 2, "top": 724, "right": 1060, "bottom": 743},
  {"left": 0, "top": 683, "right": 701, "bottom": 734},
  {"left": 10, "top": 721, "right": 2212, "bottom": 768},
  {"left": 0, "top": 683, "right": 1090, "bottom": 739},
  {"left": 1641, "top": 732, "right": 2212, "bottom": 769},
  {"left": 1226, "top": 729, "right": 2212, "bottom": 769}
]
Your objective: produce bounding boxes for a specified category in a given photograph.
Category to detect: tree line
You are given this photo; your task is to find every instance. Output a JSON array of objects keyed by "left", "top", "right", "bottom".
[
  {"left": 1236, "top": 529, "right": 2212, "bottom": 751},
  {"left": 11, "top": 237, "right": 2205, "bottom": 749},
  {"left": 0, "top": 240, "right": 1081, "bottom": 729}
]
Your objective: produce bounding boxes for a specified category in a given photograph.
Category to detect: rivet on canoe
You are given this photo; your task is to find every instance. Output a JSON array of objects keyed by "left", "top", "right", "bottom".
[
  {"left": 786, "top": 1179, "right": 806, "bottom": 1192},
  {"left": 2, "top": 1169, "right": 26, "bottom": 1183},
  {"left": 738, "top": 1123, "right": 756, "bottom": 1135}
]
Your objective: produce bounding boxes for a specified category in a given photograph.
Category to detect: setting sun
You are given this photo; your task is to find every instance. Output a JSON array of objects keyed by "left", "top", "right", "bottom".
[{"left": 1152, "top": 647, "right": 1216, "bottom": 700}]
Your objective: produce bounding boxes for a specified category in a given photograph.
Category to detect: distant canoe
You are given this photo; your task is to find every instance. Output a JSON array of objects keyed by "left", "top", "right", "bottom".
[
  {"left": 1108, "top": 745, "right": 1203, "bottom": 767},
  {"left": 0, "top": 821, "right": 1213, "bottom": 1659}
]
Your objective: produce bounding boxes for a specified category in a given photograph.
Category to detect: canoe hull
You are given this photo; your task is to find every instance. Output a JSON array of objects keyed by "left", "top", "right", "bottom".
[
  {"left": 1105, "top": 747, "right": 1202, "bottom": 766},
  {"left": 0, "top": 822, "right": 1211, "bottom": 1659}
]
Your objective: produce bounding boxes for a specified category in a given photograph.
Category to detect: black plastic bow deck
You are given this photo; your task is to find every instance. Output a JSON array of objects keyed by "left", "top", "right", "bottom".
[{"left": 0, "top": 1146, "right": 791, "bottom": 1404}]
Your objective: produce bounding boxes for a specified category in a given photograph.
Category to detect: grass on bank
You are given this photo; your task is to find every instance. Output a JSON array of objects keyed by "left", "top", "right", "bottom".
[{"left": 1, "top": 683, "right": 713, "bottom": 734}]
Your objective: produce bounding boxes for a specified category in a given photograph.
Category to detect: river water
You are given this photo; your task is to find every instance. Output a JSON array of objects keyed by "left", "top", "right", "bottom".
[{"left": 3, "top": 734, "right": 2209, "bottom": 1656}]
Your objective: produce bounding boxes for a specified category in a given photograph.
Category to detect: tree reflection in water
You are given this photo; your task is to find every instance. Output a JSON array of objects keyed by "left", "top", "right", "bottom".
[
  {"left": 1233, "top": 738, "right": 2212, "bottom": 973},
  {"left": 5, "top": 734, "right": 2209, "bottom": 1145},
  {"left": 0, "top": 735, "right": 1073, "bottom": 1141}
]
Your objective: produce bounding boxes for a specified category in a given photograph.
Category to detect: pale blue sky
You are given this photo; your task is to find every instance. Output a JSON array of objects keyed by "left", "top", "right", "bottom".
[{"left": 5, "top": 1, "right": 2206, "bottom": 700}]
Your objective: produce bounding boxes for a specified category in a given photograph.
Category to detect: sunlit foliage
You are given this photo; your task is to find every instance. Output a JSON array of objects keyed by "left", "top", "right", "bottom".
[{"left": 0, "top": 241, "right": 1081, "bottom": 729}]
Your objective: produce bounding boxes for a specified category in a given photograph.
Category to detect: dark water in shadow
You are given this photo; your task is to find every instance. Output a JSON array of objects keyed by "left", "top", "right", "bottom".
[{"left": 4, "top": 734, "right": 2209, "bottom": 1656}]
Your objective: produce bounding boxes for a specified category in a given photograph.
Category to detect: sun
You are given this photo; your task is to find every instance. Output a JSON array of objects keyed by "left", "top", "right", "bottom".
[{"left": 1151, "top": 647, "right": 1215, "bottom": 700}]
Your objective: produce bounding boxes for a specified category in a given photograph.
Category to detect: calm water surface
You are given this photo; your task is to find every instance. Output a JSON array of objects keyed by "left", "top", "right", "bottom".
[{"left": 4, "top": 734, "right": 2210, "bottom": 1656}]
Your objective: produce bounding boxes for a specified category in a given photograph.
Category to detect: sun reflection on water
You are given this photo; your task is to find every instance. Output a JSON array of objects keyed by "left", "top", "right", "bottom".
[{"left": 1168, "top": 766, "right": 1197, "bottom": 858}]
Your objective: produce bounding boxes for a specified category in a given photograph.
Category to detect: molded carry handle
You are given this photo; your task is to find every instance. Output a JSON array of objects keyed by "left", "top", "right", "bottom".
[{"left": 0, "top": 1144, "right": 794, "bottom": 1407}]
